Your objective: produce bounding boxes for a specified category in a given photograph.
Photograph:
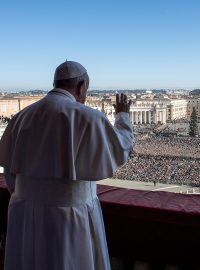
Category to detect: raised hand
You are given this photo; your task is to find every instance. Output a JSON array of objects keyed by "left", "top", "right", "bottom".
[{"left": 113, "top": 93, "right": 131, "bottom": 114}]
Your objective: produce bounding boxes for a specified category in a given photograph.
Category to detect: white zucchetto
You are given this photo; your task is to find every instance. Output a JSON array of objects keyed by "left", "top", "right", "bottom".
[{"left": 54, "top": 60, "right": 87, "bottom": 80}]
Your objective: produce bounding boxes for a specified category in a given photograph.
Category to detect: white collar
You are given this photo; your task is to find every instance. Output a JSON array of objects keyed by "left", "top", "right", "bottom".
[{"left": 50, "top": 88, "right": 76, "bottom": 102}]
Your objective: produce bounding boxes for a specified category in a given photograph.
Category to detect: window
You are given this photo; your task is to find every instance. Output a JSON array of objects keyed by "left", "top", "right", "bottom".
[{"left": 0, "top": 104, "right": 7, "bottom": 113}]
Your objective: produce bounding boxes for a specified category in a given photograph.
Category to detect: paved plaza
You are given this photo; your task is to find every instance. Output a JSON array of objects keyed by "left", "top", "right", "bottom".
[{"left": 100, "top": 178, "right": 200, "bottom": 194}]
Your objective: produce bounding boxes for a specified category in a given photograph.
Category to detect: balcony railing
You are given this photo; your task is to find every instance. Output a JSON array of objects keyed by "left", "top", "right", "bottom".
[{"left": 1, "top": 174, "right": 200, "bottom": 269}]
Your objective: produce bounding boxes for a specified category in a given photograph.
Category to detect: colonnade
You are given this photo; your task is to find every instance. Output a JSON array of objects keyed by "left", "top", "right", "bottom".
[
  {"left": 86, "top": 102, "right": 167, "bottom": 125},
  {"left": 129, "top": 110, "right": 166, "bottom": 124}
]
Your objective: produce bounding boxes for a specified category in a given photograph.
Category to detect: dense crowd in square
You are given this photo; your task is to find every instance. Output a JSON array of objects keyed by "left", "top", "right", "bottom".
[{"left": 114, "top": 135, "right": 200, "bottom": 187}]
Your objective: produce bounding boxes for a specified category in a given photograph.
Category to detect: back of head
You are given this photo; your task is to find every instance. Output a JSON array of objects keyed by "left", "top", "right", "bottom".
[
  {"left": 54, "top": 60, "right": 89, "bottom": 90},
  {"left": 54, "top": 60, "right": 87, "bottom": 81},
  {"left": 53, "top": 60, "right": 89, "bottom": 103}
]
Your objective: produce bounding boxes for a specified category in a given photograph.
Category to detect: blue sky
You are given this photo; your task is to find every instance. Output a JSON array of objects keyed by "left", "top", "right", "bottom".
[{"left": 0, "top": 0, "right": 200, "bottom": 91}]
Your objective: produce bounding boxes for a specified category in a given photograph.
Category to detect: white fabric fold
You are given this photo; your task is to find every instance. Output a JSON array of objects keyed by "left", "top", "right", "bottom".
[
  {"left": 5, "top": 176, "right": 110, "bottom": 270},
  {"left": 0, "top": 88, "right": 134, "bottom": 181},
  {"left": 0, "top": 88, "right": 134, "bottom": 270}
]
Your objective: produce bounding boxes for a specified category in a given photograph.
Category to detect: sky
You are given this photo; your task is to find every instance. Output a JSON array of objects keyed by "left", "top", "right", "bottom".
[{"left": 0, "top": 0, "right": 200, "bottom": 91}]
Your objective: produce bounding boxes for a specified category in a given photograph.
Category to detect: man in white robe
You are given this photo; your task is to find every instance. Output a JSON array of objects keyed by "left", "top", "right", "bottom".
[{"left": 0, "top": 60, "right": 134, "bottom": 270}]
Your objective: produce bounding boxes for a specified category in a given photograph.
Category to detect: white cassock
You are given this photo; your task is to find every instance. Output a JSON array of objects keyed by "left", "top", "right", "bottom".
[{"left": 0, "top": 88, "right": 134, "bottom": 270}]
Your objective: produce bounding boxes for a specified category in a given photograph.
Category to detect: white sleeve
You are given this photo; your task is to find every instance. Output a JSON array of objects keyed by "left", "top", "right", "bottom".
[
  {"left": 113, "top": 112, "right": 134, "bottom": 161},
  {"left": 75, "top": 111, "right": 135, "bottom": 180}
]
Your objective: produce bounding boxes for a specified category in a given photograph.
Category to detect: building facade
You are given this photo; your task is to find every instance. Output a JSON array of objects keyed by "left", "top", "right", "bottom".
[
  {"left": 187, "top": 98, "right": 200, "bottom": 118},
  {"left": 0, "top": 94, "right": 197, "bottom": 125},
  {"left": 0, "top": 96, "right": 43, "bottom": 117},
  {"left": 86, "top": 98, "right": 188, "bottom": 125}
]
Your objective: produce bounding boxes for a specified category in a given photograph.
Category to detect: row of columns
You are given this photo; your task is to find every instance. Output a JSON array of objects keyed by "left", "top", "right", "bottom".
[
  {"left": 87, "top": 102, "right": 167, "bottom": 125},
  {"left": 129, "top": 110, "right": 166, "bottom": 124},
  {"left": 104, "top": 109, "right": 167, "bottom": 124}
]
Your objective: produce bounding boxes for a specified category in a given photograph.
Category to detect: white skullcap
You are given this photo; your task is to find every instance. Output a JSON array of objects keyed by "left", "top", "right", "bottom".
[{"left": 54, "top": 60, "right": 87, "bottom": 80}]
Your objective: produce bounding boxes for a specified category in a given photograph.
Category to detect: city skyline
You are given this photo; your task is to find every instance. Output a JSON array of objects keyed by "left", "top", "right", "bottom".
[{"left": 0, "top": 0, "right": 200, "bottom": 91}]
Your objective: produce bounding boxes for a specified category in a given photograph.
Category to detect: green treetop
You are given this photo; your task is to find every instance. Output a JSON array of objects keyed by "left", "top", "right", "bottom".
[{"left": 189, "top": 107, "right": 198, "bottom": 137}]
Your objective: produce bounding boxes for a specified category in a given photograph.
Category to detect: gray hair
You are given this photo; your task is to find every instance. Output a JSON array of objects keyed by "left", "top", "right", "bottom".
[{"left": 54, "top": 73, "right": 89, "bottom": 91}]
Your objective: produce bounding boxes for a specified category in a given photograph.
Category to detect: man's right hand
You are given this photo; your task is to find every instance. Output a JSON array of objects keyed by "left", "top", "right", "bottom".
[{"left": 113, "top": 93, "right": 131, "bottom": 114}]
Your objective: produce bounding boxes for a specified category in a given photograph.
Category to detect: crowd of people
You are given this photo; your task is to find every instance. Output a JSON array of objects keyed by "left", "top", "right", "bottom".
[
  {"left": 0, "top": 115, "right": 12, "bottom": 124},
  {"left": 134, "top": 136, "right": 200, "bottom": 159},
  {"left": 113, "top": 135, "right": 200, "bottom": 187}
]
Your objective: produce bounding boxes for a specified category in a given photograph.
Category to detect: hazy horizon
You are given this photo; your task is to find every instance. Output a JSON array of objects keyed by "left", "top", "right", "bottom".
[{"left": 0, "top": 87, "right": 197, "bottom": 93}]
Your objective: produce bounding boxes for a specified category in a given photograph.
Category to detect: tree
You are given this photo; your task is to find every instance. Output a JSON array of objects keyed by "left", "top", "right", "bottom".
[{"left": 189, "top": 107, "right": 198, "bottom": 136}]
